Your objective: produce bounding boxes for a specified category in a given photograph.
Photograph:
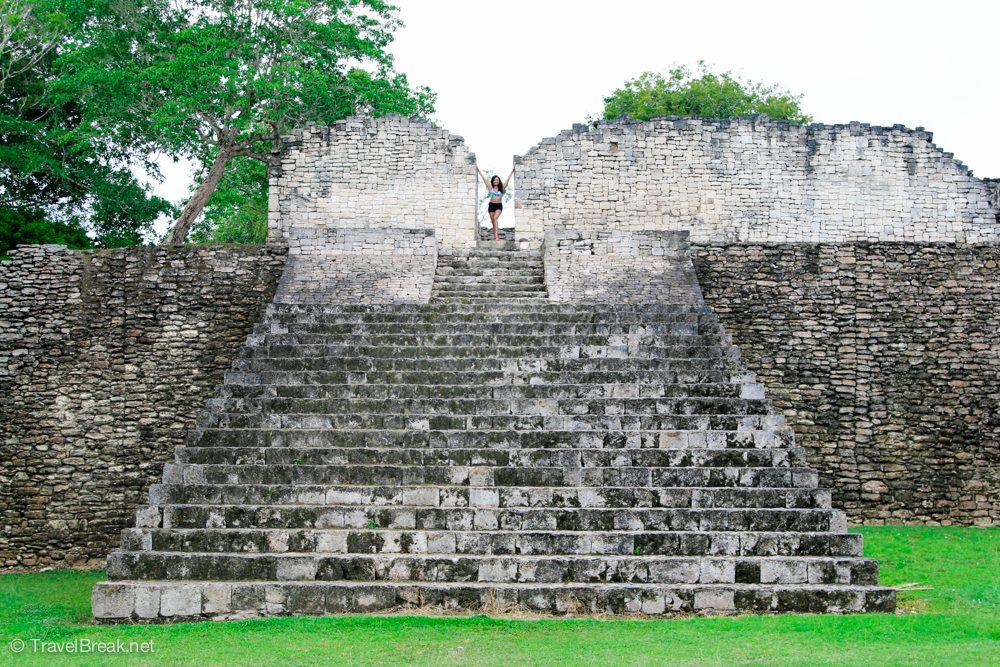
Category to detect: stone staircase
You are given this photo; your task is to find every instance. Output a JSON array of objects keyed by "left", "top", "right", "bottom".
[
  {"left": 432, "top": 247, "right": 546, "bottom": 302},
  {"left": 92, "top": 244, "right": 895, "bottom": 621}
]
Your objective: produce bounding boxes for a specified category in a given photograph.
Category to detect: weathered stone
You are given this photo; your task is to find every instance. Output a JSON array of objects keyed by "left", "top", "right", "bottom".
[
  {"left": 0, "top": 244, "right": 285, "bottom": 569},
  {"left": 268, "top": 117, "right": 477, "bottom": 250},
  {"left": 514, "top": 117, "right": 997, "bottom": 246},
  {"left": 694, "top": 243, "right": 999, "bottom": 525}
]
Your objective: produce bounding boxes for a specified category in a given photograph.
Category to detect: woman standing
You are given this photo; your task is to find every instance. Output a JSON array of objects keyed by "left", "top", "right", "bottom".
[{"left": 477, "top": 166, "right": 514, "bottom": 242}]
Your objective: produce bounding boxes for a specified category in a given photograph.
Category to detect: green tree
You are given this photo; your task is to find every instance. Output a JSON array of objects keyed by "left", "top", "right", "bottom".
[
  {"left": 188, "top": 157, "right": 268, "bottom": 245},
  {"left": 0, "top": 0, "right": 173, "bottom": 251},
  {"left": 602, "top": 62, "right": 811, "bottom": 124},
  {"left": 63, "top": 0, "right": 434, "bottom": 245},
  {"left": 0, "top": 208, "right": 92, "bottom": 258}
]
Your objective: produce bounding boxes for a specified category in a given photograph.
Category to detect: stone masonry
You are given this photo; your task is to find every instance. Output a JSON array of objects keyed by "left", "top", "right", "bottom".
[
  {"left": 544, "top": 230, "right": 705, "bottom": 304},
  {"left": 92, "top": 231, "right": 894, "bottom": 620},
  {"left": 693, "top": 243, "right": 999, "bottom": 525},
  {"left": 276, "top": 226, "right": 437, "bottom": 304},
  {"left": 985, "top": 179, "right": 1000, "bottom": 214},
  {"left": 0, "top": 244, "right": 285, "bottom": 568},
  {"left": 1, "top": 116, "right": 996, "bottom": 576},
  {"left": 268, "top": 117, "right": 478, "bottom": 249},
  {"left": 514, "top": 117, "right": 998, "bottom": 246}
]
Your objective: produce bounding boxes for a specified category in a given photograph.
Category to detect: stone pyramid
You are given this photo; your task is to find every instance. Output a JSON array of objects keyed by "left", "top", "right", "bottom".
[{"left": 92, "top": 232, "right": 894, "bottom": 620}]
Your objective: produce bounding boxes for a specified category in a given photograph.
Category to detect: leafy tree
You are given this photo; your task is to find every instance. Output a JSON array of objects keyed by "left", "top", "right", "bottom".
[
  {"left": 64, "top": 0, "right": 434, "bottom": 245},
  {"left": 602, "top": 62, "right": 811, "bottom": 124},
  {"left": 188, "top": 157, "right": 268, "bottom": 245},
  {"left": 0, "top": 207, "right": 92, "bottom": 258},
  {"left": 0, "top": 0, "right": 173, "bottom": 250},
  {"left": 0, "top": 0, "right": 62, "bottom": 92}
]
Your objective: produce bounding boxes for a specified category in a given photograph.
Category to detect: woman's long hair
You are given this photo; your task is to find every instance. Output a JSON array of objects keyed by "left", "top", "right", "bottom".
[{"left": 490, "top": 175, "right": 504, "bottom": 195}]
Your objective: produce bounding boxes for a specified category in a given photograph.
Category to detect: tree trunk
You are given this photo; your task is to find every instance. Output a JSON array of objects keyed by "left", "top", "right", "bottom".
[{"left": 165, "top": 147, "right": 234, "bottom": 245}]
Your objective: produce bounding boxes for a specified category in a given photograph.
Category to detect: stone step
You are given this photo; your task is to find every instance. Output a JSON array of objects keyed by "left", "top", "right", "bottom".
[
  {"left": 264, "top": 303, "right": 717, "bottom": 316},
  {"left": 438, "top": 257, "right": 539, "bottom": 264},
  {"left": 218, "top": 381, "right": 760, "bottom": 401},
  {"left": 121, "top": 528, "right": 864, "bottom": 557},
  {"left": 438, "top": 257, "right": 537, "bottom": 264},
  {"left": 436, "top": 266, "right": 542, "bottom": 275},
  {"left": 246, "top": 333, "right": 728, "bottom": 348},
  {"left": 197, "top": 413, "right": 784, "bottom": 432},
  {"left": 92, "top": 579, "right": 896, "bottom": 620},
  {"left": 432, "top": 279, "right": 546, "bottom": 288},
  {"left": 438, "top": 249, "right": 541, "bottom": 258},
  {"left": 434, "top": 264, "right": 543, "bottom": 275},
  {"left": 223, "top": 369, "right": 756, "bottom": 387},
  {"left": 191, "top": 428, "right": 794, "bottom": 451},
  {"left": 428, "top": 298, "right": 550, "bottom": 304},
  {"left": 432, "top": 275, "right": 544, "bottom": 285},
  {"left": 255, "top": 322, "right": 719, "bottom": 336},
  {"left": 242, "top": 343, "right": 735, "bottom": 360},
  {"left": 151, "top": 464, "right": 819, "bottom": 496},
  {"left": 105, "top": 551, "right": 879, "bottom": 587},
  {"left": 429, "top": 293, "right": 549, "bottom": 302},
  {"left": 429, "top": 297, "right": 549, "bottom": 304},
  {"left": 262, "top": 317, "right": 719, "bottom": 330},
  {"left": 430, "top": 288, "right": 547, "bottom": 297},
  {"left": 202, "top": 396, "right": 770, "bottom": 417},
  {"left": 472, "top": 239, "right": 519, "bottom": 251},
  {"left": 231, "top": 357, "right": 744, "bottom": 374},
  {"left": 430, "top": 288, "right": 546, "bottom": 297},
  {"left": 432, "top": 275, "right": 544, "bottom": 284},
  {"left": 147, "top": 504, "right": 845, "bottom": 533},
  {"left": 152, "top": 481, "right": 827, "bottom": 509},
  {"left": 432, "top": 274, "right": 544, "bottom": 283},
  {"left": 432, "top": 280, "right": 546, "bottom": 287},
  {"left": 175, "top": 446, "right": 800, "bottom": 468}
]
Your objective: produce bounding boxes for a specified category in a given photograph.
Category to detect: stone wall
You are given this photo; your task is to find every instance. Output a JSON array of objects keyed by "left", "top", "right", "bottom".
[
  {"left": 275, "top": 226, "right": 436, "bottom": 304},
  {"left": 0, "top": 244, "right": 286, "bottom": 568},
  {"left": 985, "top": 178, "right": 1000, "bottom": 213},
  {"left": 693, "top": 242, "right": 999, "bottom": 525},
  {"left": 269, "top": 116, "right": 478, "bottom": 249},
  {"left": 514, "top": 117, "right": 998, "bottom": 246},
  {"left": 543, "top": 229, "right": 704, "bottom": 304}
]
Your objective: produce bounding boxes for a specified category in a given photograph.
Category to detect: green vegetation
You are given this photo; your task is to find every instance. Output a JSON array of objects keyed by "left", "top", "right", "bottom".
[
  {"left": 188, "top": 158, "right": 269, "bottom": 245},
  {"left": 1, "top": 0, "right": 433, "bottom": 252},
  {"left": 0, "top": 527, "right": 995, "bottom": 665},
  {"left": 64, "top": 0, "right": 434, "bottom": 245},
  {"left": 603, "top": 62, "right": 811, "bottom": 125},
  {"left": 0, "top": 0, "right": 174, "bottom": 256}
]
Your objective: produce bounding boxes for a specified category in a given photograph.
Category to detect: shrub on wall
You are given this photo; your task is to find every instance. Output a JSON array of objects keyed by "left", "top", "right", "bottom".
[
  {"left": 0, "top": 208, "right": 93, "bottom": 259},
  {"left": 602, "top": 62, "right": 811, "bottom": 124}
]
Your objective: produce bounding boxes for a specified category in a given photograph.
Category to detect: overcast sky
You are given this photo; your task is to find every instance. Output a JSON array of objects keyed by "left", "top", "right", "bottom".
[{"left": 152, "top": 0, "right": 999, "bottom": 233}]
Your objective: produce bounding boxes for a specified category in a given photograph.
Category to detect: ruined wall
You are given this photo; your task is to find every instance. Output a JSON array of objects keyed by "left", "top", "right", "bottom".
[
  {"left": 693, "top": 242, "right": 999, "bottom": 525},
  {"left": 268, "top": 116, "right": 478, "bottom": 249},
  {"left": 514, "top": 117, "right": 998, "bottom": 246},
  {"left": 543, "top": 229, "right": 704, "bottom": 304},
  {"left": 0, "top": 244, "right": 286, "bottom": 568},
  {"left": 985, "top": 178, "right": 1000, "bottom": 213},
  {"left": 276, "top": 226, "right": 436, "bottom": 304}
]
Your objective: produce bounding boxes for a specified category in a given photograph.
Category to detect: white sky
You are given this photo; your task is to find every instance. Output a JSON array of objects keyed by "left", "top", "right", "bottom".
[{"left": 152, "top": 0, "right": 1000, "bottom": 234}]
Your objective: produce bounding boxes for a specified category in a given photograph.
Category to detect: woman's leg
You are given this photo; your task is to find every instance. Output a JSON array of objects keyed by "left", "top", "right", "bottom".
[{"left": 490, "top": 209, "right": 500, "bottom": 241}]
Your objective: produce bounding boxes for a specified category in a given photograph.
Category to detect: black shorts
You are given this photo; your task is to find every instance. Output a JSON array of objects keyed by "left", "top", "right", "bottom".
[{"left": 488, "top": 202, "right": 503, "bottom": 213}]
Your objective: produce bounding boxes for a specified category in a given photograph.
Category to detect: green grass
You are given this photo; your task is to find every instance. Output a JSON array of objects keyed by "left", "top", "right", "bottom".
[{"left": 0, "top": 526, "right": 996, "bottom": 666}]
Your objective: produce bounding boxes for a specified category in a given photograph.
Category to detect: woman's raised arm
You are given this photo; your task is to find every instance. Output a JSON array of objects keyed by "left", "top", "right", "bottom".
[
  {"left": 476, "top": 166, "right": 490, "bottom": 188},
  {"left": 503, "top": 166, "right": 515, "bottom": 190}
]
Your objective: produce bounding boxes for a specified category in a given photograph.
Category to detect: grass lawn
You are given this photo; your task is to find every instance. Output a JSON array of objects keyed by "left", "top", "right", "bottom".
[{"left": 1, "top": 526, "right": 997, "bottom": 666}]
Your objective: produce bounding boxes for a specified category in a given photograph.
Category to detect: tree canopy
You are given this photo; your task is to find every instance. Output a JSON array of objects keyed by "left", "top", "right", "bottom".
[
  {"left": 602, "top": 63, "right": 811, "bottom": 124},
  {"left": 62, "top": 0, "right": 434, "bottom": 244},
  {"left": 1, "top": 0, "right": 432, "bottom": 254},
  {"left": 0, "top": 0, "right": 173, "bottom": 257}
]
